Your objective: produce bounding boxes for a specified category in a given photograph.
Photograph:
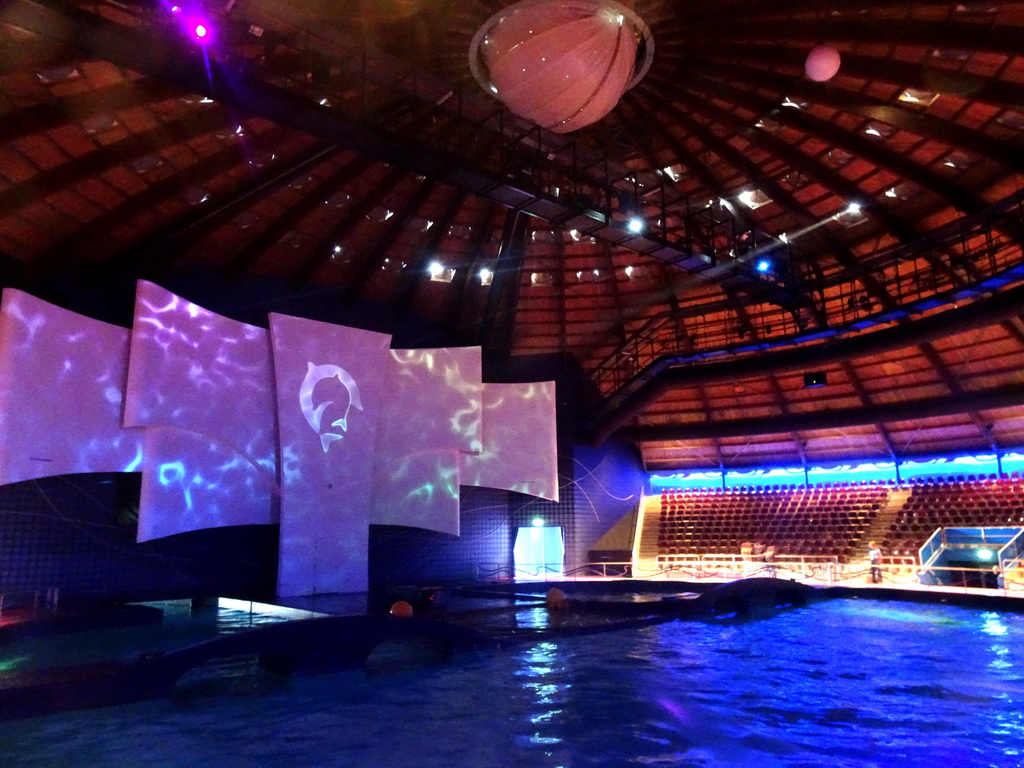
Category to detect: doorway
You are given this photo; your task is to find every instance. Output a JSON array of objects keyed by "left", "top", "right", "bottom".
[{"left": 513, "top": 525, "right": 564, "bottom": 578}]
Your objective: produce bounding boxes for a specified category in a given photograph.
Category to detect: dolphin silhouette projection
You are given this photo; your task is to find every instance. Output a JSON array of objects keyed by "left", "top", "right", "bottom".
[{"left": 299, "top": 362, "right": 363, "bottom": 452}]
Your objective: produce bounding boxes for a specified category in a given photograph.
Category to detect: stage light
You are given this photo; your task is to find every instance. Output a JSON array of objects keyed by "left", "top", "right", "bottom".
[
  {"left": 844, "top": 202, "right": 861, "bottom": 216},
  {"left": 756, "top": 259, "right": 771, "bottom": 273},
  {"left": 627, "top": 217, "right": 643, "bottom": 234},
  {"left": 194, "top": 23, "right": 208, "bottom": 40},
  {"left": 532, "top": 517, "right": 545, "bottom": 527},
  {"left": 804, "top": 371, "right": 827, "bottom": 388},
  {"left": 428, "top": 261, "right": 444, "bottom": 278},
  {"left": 978, "top": 549, "right": 994, "bottom": 561}
]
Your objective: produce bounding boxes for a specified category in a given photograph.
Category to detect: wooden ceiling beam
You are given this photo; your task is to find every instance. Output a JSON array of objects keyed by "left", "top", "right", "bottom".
[
  {"left": 27, "top": 124, "right": 298, "bottom": 283},
  {"left": 615, "top": 382, "right": 1024, "bottom": 443},
  {"left": 339, "top": 177, "right": 437, "bottom": 306},
  {"left": 223, "top": 154, "right": 376, "bottom": 278},
  {"left": 287, "top": 165, "right": 408, "bottom": 288},
  {"left": 0, "top": 107, "right": 241, "bottom": 217}
]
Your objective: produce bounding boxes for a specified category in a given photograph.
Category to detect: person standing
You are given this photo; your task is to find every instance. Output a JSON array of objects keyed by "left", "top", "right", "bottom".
[
  {"left": 868, "top": 541, "right": 882, "bottom": 584},
  {"left": 764, "top": 545, "right": 777, "bottom": 578},
  {"left": 989, "top": 564, "right": 1005, "bottom": 590}
]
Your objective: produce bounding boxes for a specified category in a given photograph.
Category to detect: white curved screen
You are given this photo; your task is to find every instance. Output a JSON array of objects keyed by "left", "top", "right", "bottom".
[
  {"left": 0, "top": 289, "right": 143, "bottom": 485},
  {"left": 369, "top": 347, "right": 482, "bottom": 536},
  {"left": 460, "top": 381, "right": 559, "bottom": 501},
  {"left": 137, "top": 426, "right": 279, "bottom": 541},
  {"left": 125, "top": 281, "right": 278, "bottom": 541},
  {"left": 270, "top": 312, "right": 392, "bottom": 596}
]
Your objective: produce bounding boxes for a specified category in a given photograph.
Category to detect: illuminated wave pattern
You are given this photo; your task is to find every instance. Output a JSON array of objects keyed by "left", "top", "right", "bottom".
[
  {"left": 0, "top": 286, "right": 561, "bottom": 597},
  {"left": 126, "top": 281, "right": 279, "bottom": 541},
  {"left": 0, "top": 289, "right": 144, "bottom": 485},
  {"left": 370, "top": 347, "right": 483, "bottom": 536},
  {"left": 269, "top": 312, "right": 392, "bottom": 597},
  {"left": 460, "top": 381, "right": 560, "bottom": 502}
]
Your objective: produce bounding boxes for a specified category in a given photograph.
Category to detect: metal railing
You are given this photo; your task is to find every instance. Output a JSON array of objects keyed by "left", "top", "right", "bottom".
[
  {"left": 0, "top": 587, "right": 60, "bottom": 623},
  {"left": 592, "top": 191, "right": 1024, "bottom": 398},
  {"left": 477, "top": 557, "right": 1023, "bottom": 594}
]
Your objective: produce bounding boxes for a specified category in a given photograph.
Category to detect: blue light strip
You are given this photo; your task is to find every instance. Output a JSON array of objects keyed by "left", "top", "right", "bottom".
[{"left": 650, "top": 450, "right": 1024, "bottom": 489}]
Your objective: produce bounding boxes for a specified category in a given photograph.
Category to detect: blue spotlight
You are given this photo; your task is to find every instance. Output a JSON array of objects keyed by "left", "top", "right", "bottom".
[
  {"left": 627, "top": 217, "right": 643, "bottom": 234},
  {"left": 756, "top": 259, "right": 771, "bottom": 273}
]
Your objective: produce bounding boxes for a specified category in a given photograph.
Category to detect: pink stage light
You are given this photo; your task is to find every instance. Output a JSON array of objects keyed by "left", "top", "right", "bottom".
[
  {"left": 470, "top": 0, "right": 653, "bottom": 134},
  {"left": 194, "top": 23, "right": 208, "bottom": 39}
]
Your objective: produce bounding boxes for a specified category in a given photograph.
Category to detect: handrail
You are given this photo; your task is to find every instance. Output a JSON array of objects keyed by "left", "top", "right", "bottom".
[
  {"left": 0, "top": 587, "right": 61, "bottom": 622},
  {"left": 476, "top": 560, "right": 1022, "bottom": 594},
  {"left": 592, "top": 192, "right": 1024, "bottom": 398}
]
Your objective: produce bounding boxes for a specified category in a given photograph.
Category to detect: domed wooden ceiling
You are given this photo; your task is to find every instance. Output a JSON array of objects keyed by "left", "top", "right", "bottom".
[{"left": 1, "top": 0, "right": 1024, "bottom": 470}]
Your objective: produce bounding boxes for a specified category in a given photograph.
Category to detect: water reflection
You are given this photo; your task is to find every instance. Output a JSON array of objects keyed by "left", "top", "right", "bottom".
[
  {"left": 512, "top": 637, "right": 572, "bottom": 765},
  {"left": 982, "top": 611, "right": 1008, "bottom": 636},
  {"left": 6, "top": 600, "right": 1024, "bottom": 768}
]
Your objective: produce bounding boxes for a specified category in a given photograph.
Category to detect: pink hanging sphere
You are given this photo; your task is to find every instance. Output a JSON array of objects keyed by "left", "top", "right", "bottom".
[{"left": 805, "top": 44, "right": 841, "bottom": 82}]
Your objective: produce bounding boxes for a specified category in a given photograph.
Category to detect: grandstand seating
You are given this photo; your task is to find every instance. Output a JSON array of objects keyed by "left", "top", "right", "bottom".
[
  {"left": 650, "top": 475, "right": 1024, "bottom": 567},
  {"left": 883, "top": 475, "right": 1024, "bottom": 557},
  {"left": 654, "top": 482, "right": 889, "bottom": 564}
]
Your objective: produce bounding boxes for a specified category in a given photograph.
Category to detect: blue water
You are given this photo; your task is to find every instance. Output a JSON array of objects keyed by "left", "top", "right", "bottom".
[{"left": 2, "top": 599, "right": 1023, "bottom": 767}]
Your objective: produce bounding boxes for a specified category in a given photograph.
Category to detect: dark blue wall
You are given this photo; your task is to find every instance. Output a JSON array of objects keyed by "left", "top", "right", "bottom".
[{"left": 0, "top": 474, "right": 277, "bottom": 604}]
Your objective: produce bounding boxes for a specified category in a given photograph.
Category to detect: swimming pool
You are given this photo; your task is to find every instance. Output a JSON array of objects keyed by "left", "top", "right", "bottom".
[{"left": 1, "top": 598, "right": 1022, "bottom": 767}]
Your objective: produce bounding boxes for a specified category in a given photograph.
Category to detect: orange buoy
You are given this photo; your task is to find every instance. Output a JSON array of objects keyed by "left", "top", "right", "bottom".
[
  {"left": 546, "top": 587, "right": 568, "bottom": 610},
  {"left": 390, "top": 600, "right": 414, "bottom": 617}
]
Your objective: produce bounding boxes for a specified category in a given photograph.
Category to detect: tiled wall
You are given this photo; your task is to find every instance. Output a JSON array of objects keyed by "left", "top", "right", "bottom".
[
  {"left": 369, "top": 485, "right": 512, "bottom": 585},
  {"left": 0, "top": 473, "right": 277, "bottom": 604},
  {"left": 570, "top": 441, "right": 648, "bottom": 567}
]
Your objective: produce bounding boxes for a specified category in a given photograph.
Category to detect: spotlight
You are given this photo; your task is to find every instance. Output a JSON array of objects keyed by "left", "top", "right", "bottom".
[
  {"left": 532, "top": 517, "right": 545, "bottom": 527},
  {"left": 977, "top": 549, "right": 994, "bottom": 561},
  {"left": 627, "top": 217, "right": 643, "bottom": 234},
  {"left": 428, "top": 261, "right": 444, "bottom": 278},
  {"left": 844, "top": 202, "right": 861, "bottom": 216},
  {"left": 803, "top": 371, "right": 827, "bottom": 388},
  {"left": 756, "top": 259, "right": 771, "bottom": 273},
  {"left": 194, "top": 23, "right": 209, "bottom": 40}
]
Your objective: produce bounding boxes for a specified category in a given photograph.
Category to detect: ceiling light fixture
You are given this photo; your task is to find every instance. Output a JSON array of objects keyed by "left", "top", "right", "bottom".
[{"left": 469, "top": 0, "right": 654, "bottom": 134}]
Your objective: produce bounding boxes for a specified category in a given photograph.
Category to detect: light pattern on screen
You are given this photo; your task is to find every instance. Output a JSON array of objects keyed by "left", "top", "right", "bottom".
[
  {"left": 270, "top": 313, "right": 392, "bottom": 596},
  {"left": 138, "top": 426, "right": 279, "bottom": 541},
  {"left": 0, "top": 289, "right": 144, "bottom": 485},
  {"left": 125, "top": 281, "right": 279, "bottom": 541},
  {"left": 371, "top": 447, "right": 462, "bottom": 536},
  {"left": 459, "top": 381, "right": 559, "bottom": 502},
  {"left": 369, "top": 347, "right": 482, "bottom": 536},
  {"left": 386, "top": 348, "right": 482, "bottom": 452},
  {"left": 125, "top": 281, "right": 277, "bottom": 479}
]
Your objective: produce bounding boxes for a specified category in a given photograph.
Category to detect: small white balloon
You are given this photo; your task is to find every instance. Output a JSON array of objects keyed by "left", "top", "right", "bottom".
[{"left": 805, "top": 44, "right": 841, "bottom": 82}]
